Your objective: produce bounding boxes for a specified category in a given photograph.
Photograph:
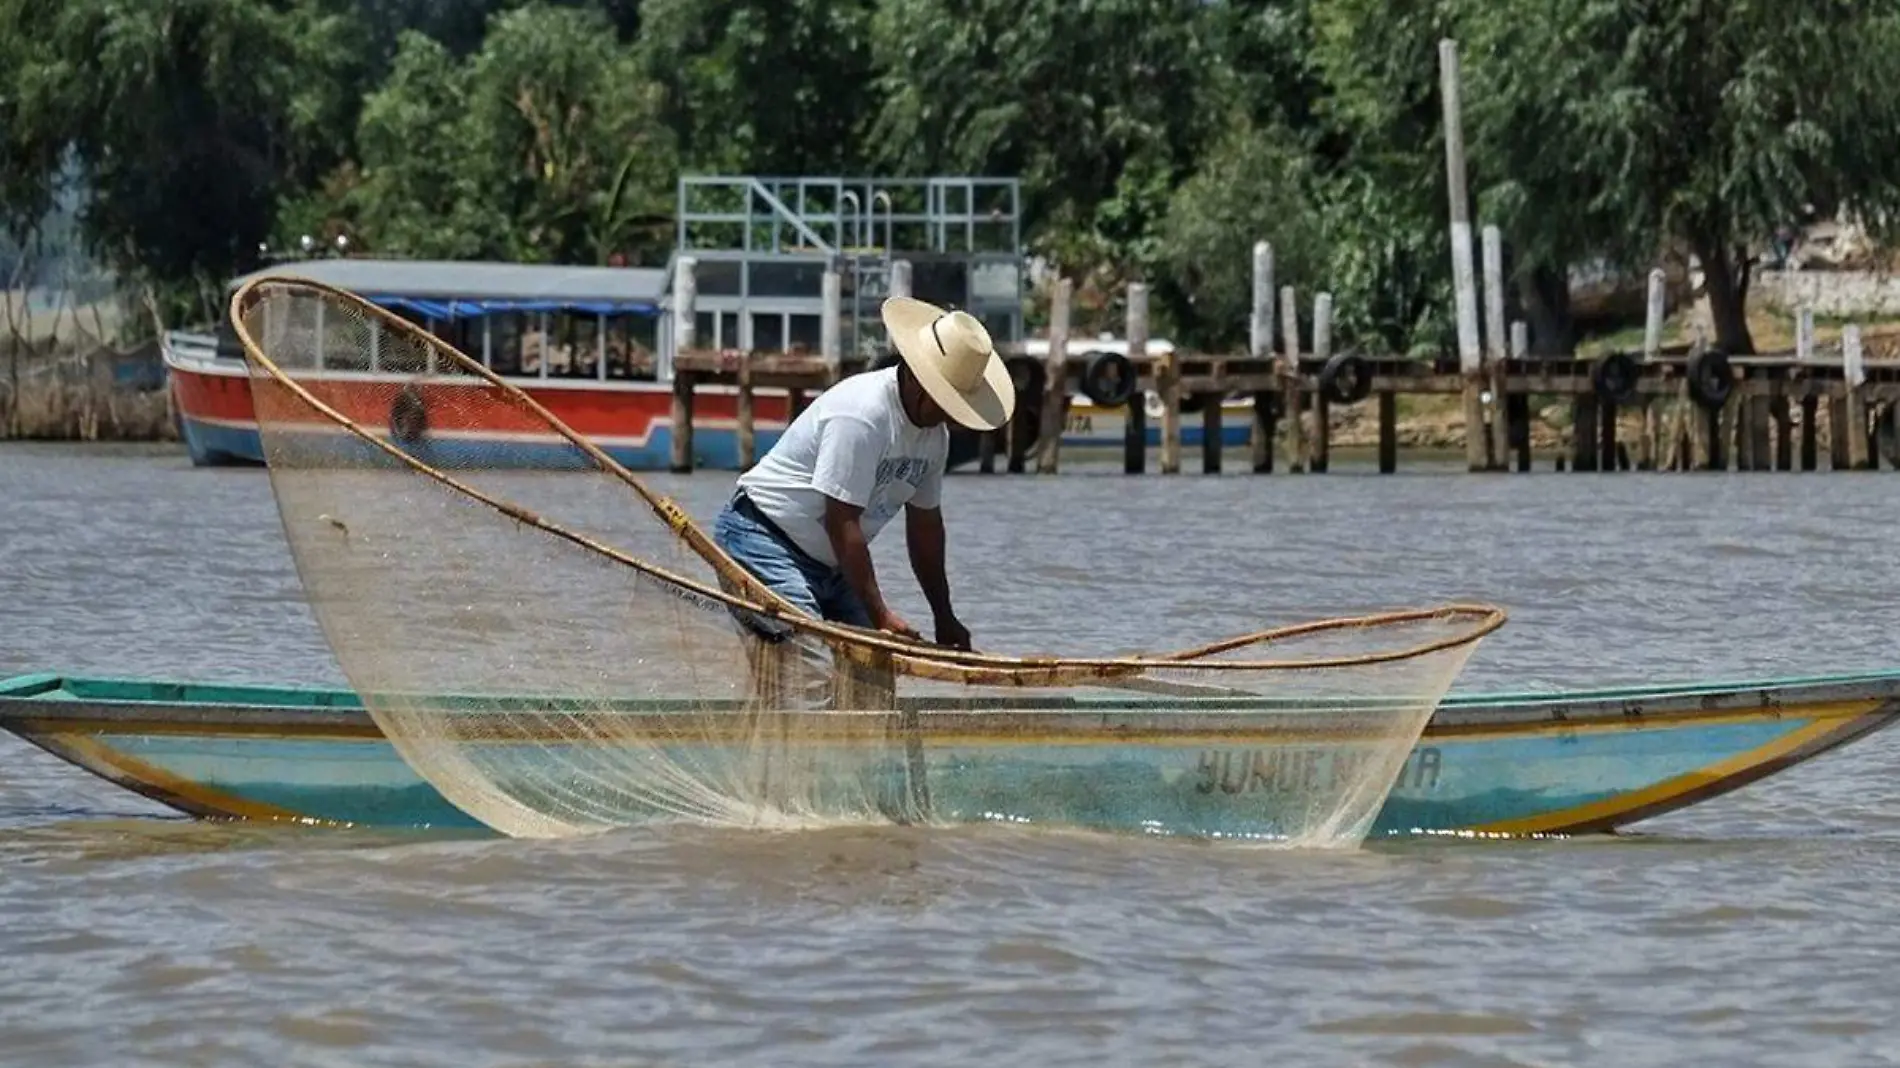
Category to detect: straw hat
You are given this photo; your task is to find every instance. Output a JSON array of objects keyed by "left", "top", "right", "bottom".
[{"left": 880, "top": 297, "right": 1015, "bottom": 431}]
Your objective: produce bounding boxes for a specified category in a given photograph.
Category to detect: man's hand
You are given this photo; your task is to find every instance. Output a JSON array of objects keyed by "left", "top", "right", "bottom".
[
  {"left": 934, "top": 614, "right": 972, "bottom": 651},
  {"left": 875, "top": 608, "right": 922, "bottom": 641}
]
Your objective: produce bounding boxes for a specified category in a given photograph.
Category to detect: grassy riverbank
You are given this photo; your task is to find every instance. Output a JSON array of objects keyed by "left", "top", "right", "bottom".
[{"left": 0, "top": 347, "right": 175, "bottom": 443}]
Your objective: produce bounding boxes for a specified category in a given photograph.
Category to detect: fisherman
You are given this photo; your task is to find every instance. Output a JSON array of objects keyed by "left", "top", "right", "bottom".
[{"left": 712, "top": 296, "right": 1015, "bottom": 652}]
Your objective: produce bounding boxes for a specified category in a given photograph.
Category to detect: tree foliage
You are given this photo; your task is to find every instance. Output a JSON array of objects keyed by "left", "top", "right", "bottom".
[
  {"left": 303, "top": 4, "right": 678, "bottom": 266},
  {"left": 0, "top": 0, "right": 356, "bottom": 319},
  {"left": 4, "top": 0, "right": 1898, "bottom": 354},
  {"left": 1451, "top": 0, "right": 1900, "bottom": 352}
]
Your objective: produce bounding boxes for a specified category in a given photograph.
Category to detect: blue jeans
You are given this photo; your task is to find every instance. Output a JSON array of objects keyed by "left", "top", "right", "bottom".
[{"left": 713, "top": 497, "right": 872, "bottom": 639}]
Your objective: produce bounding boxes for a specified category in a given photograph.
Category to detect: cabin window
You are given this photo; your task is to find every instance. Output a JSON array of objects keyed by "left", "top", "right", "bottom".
[
  {"left": 519, "top": 312, "right": 550, "bottom": 376},
  {"left": 558, "top": 314, "right": 599, "bottom": 378},
  {"left": 445, "top": 317, "right": 482, "bottom": 365},
  {"left": 323, "top": 311, "right": 372, "bottom": 371},
  {"left": 488, "top": 313, "right": 523, "bottom": 374},
  {"left": 604, "top": 315, "right": 657, "bottom": 380},
  {"left": 748, "top": 261, "right": 825, "bottom": 298},
  {"left": 751, "top": 312, "right": 784, "bottom": 353},
  {"left": 719, "top": 312, "right": 739, "bottom": 351},
  {"left": 695, "top": 260, "right": 742, "bottom": 296},
  {"left": 787, "top": 313, "right": 822, "bottom": 355},
  {"left": 692, "top": 311, "right": 715, "bottom": 350}
]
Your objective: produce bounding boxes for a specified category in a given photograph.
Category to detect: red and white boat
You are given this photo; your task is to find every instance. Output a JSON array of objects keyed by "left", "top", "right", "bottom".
[{"left": 165, "top": 257, "right": 797, "bottom": 470}]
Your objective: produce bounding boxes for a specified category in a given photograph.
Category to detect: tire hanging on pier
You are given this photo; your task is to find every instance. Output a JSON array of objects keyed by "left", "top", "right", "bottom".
[
  {"left": 1081, "top": 350, "right": 1136, "bottom": 406},
  {"left": 1319, "top": 352, "right": 1373, "bottom": 405},
  {"left": 1591, "top": 352, "right": 1640, "bottom": 405},
  {"left": 1687, "top": 349, "right": 1733, "bottom": 410},
  {"left": 228, "top": 274, "right": 1506, "bottom": 847}
]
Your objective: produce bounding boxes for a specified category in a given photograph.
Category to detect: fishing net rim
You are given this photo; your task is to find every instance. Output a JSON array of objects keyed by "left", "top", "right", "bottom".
[{"left": 228, "top": 275, "right": 1507, "bottom": 676}]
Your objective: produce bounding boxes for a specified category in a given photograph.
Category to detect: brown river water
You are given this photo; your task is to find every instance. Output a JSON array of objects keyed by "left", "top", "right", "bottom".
[{"left": 2, "top": 440, "right": 1899, "bottom": 1067}]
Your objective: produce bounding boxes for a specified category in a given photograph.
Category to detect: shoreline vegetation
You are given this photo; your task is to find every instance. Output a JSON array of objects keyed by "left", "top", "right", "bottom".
[
  {"left": 11, "top": 2, "right": 1900, "bottom": 369},
  {"left": 9, "top": 284, "right": 1892, "bottom": 454}
]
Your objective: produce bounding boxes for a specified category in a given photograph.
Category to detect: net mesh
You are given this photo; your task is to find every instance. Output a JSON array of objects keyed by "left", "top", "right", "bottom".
[{"left": 233, "top": 277, "right": 1505, "bottom": 846}]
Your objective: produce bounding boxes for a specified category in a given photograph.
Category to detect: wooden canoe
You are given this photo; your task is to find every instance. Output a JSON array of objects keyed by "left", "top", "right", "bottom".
[{"left": 2, "top": 669, "right": 1896, "bottom": 839}]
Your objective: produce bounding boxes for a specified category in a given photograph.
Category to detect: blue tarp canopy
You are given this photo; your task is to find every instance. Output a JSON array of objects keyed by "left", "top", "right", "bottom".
[{"left": 367, "top": 295, "right": 659, "bottom": 320}]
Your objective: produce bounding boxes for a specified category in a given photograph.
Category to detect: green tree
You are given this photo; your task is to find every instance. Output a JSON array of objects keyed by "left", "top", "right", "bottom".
[
  {"left": 1301, "top": 0, "right": 1461, "bottom": 355},
  {"left": 1156, "top": 117, "right": 1328, "bottom": 351},
  {"left": 327, "top": 4, "right": 677, "bottom": 265},
  {"left": 864, "top": 0, "right": 1224, "bottom": 285},
  {"left": 635, "top": 0, "right": 878, "bottom": 175},
  {"left": 0, "top": 0, "right": 357, "bottom": 321},
  {"left": 1453, "top": 0, "right": 1900, "bottom": 354}
]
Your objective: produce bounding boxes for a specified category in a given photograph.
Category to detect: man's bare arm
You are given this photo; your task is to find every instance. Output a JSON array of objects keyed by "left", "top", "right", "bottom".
[
  {"left": 905, "top": 505, "right": 954, "bottom": 619},
  {"left": 906, "top": 504, "right": 970, "bottom": 650},
  {"left": 823, "top": 495, "right": 917, "bottom": 637}
]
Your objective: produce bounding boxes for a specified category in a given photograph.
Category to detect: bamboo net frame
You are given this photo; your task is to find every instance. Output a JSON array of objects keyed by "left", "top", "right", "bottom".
[{"left": 228, "top": 276, "right": 1506, "bottom": 687}]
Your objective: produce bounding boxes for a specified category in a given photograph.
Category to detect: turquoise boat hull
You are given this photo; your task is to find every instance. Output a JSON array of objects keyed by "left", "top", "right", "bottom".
[{"left": 3, "top": 671, "right": 1897, "bottom": 839}]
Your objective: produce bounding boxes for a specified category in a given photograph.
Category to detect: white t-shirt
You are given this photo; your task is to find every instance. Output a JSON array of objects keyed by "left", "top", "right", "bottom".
[{"left": 734, "top": 366, "right": 948, "bottom": 567}]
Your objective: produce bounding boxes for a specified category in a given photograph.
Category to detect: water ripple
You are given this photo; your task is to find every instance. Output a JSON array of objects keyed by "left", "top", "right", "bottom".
[{"left": 4, "top": 443, "right": 1900, "bottom": 1066}]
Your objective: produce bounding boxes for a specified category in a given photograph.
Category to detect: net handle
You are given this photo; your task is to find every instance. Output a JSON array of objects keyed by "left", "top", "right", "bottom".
[{"left": 228, "top": 276, "right": 1507, "bottom": 677}]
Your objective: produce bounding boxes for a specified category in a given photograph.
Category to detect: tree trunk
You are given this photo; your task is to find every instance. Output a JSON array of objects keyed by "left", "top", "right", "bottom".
[
  {"left": 1697, "top": 241, "right": 1755, "bottom": 354},
  {"left": 1515, "top": 265, "right": 1574, "bottom": 356}
]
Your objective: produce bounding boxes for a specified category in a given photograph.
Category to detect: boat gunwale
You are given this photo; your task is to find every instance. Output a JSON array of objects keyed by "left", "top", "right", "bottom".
[{"left": 4, "top": 670, "right": 1900, "bottom": 739}]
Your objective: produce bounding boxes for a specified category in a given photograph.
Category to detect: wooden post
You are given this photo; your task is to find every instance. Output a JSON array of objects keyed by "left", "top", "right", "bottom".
[
  {"left": 1252, "top": 394, "right": 1277, "bottom": 474},
  {"left": 1845, "top": 324, "right": 1871, "bottom": 470},
  {"left": 1124, "top": 282, "right": 1149, "bottom": 474},
  {"left": 1510, "top": 320, "right": 1531, "bottom": 471},
  {"left": 1377, "top": 391, "right": 1397, "bottom": 474},
  {"left": 1572, "top": 396, "right": 1599, "bottom": 472},
  {"left": 821, "top": 266, "right": 843, "bottom": 385},
  {"left": 1439, "top": 40, "right": 1486, "bottom": 473},
  {"left": 1688, "top": 334, "right": 1714, "bottom": 470},
  {"left": 1597, "top": 394, "right": 1618, "bottom": 473},
  {"left": 1482, "top": 225, "right": 1508, "bottom": 471},
  {"left": 1152, "top": 284, "right": 1180, "bottom": 475},
  {"left": 1878, "top": 402, "right": 1899, "bottom": 471},
  {"left": 1202, "top": 390, "right": 1222, "bottom": 474},
  {"left": 1638, "top": 268, "right": 1666, "bottom": 471},
  {"left": 1311, "top": 292, "right": 1333, "bottom": 474},
  {"left": 1772, "top": 392, "right": 1793, "bottom": 471},
  {"left": 1799, "top": 313, "right": 1819, "bottom": 472},
  {"left": 1829, "top": 395, "right": 1850, "bottom": 471},
  {"left": 736, "top": 355, "right": 755, "bottom": 470},
  {"left": 1035, "top": 277, "right": 1072, "bottom": 474},
  {"left": 1249, "top": 242, "right": 1275, "bottom": 473},
  {"left": 669, "top": 256, "right": 698, "bottom": 473},
  {"left": 1713, "top": 390, "right": 1736, "bottom": 471},
  {"left": 1643, "top": 268, "right": 1667, "bottom": 360},
  {"left": 1279, "top": 285, "right": 1304, "bottom": 472},
  {"left": 1157, "top": 347, "right": 1180, "bottom": 475},
  {"left": 1800, "top": 394, "right": 1819, "bottom": 471},
  {"left": 1742, "top": 394, "right": 1772, "bottom": 471}
]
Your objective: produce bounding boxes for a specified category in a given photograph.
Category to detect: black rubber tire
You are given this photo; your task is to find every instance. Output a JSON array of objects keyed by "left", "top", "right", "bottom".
[
  {"left": 1080, "top": 350, "right": 1137, "bottom": 407},
  {"left": 1318, "top": 352, "right": 1373, "bottom": 405},
  {"left": 390, "top": 384, "right": 428, "bottom": 444},
  {"left": 1004, "top": 355, "right": 1045, "bottom": 405},
  {"left": 1592, "top": 351, "right": 1640, "bottom": 404},
  {"left": 1686, "top": 349, "right": 1733, "bottom": 410}
]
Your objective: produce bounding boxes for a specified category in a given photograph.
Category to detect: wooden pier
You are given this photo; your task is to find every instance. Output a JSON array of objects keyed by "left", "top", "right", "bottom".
[{"left": 663, "top": 250, "right": 1900, "bottom": 477}]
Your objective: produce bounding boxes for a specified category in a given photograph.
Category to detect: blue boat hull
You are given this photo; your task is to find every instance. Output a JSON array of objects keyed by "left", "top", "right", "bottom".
[{"left": 5, "top": 672, "right": 1895, "bottom": 840}]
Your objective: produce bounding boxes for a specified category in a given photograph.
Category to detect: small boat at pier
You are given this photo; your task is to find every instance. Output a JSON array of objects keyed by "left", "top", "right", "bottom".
[{"left": 3, "top": 668, "right": 1893, "bottom": 838}]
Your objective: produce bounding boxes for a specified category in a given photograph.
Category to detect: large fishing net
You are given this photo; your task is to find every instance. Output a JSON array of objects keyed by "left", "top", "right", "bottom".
[{"left": 232, "top": 276, "right": 1505, "bottom": 846}]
